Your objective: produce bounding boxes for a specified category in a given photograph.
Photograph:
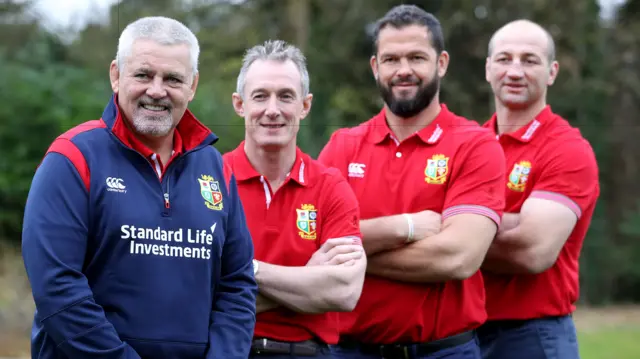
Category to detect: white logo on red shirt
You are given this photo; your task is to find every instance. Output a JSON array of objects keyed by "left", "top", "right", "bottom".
[{"left": 348, "top": 163, "right": 366, "bottom": 178}]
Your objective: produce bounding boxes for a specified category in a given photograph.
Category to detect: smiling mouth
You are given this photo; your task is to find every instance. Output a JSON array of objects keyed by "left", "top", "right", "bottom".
[
  {"left": 140, "top": 104, "right": 169, "bottom": 112},
  {"left": 260, "top": 124, "right": 286, "bottom": 129},
  {"left": 394, "top": 83, "right": 417, "bottom": 88}
]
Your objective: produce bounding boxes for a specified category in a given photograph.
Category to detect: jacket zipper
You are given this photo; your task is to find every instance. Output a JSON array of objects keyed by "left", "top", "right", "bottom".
[
  {"left": 110, "top": 133, "right": 196, "bottom": 214},
  {"left": 164, "top": 176, "right": 171, "bottom": 210}
]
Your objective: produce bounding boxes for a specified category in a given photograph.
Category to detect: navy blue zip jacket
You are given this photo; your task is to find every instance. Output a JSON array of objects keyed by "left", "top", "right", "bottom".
[{"left": 21, "top": 95, "right": 257, "bottom": 359}]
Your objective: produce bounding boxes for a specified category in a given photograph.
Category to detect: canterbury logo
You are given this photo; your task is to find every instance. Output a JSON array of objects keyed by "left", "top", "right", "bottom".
[
  {"left": 106, "top": 177, "right": 126, "bottom": 193},
  {"left": 348, "top": 163, "right": 365, "bottom": 178}
]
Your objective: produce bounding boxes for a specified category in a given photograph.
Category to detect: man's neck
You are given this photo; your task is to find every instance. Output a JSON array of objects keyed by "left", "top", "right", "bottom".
[
  {"left": 244, "top": 141, "right": 296, "bottom": 192},
  {"left": 495, "top": 99, "right": 547, "bottom": 135},
  {"left": 386, "top": 99, "right": 442, "bottom": 142}
]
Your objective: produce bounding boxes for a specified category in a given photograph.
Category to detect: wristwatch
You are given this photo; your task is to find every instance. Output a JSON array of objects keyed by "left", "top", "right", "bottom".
[{"left": 252, "top": 259, "right": 259, "bottom": 276}]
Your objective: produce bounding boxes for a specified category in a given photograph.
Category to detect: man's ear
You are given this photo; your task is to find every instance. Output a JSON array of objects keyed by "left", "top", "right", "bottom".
[
  {"left": 485, "top": 57, "right": 491, "bottom": 83},
  {"left": 370, "top": 55, "right": 379, "bottom": 81},
  {"left": 232, "top": 93, "right": 244, "bottom": 117},
  {"left": 547, "top": 60, "right": 560, "bottom": 86},
  {"left": 188, "top": 72, "right": 199, "bottom": 101},
  {"left": 437, "top": 50, "right": 450, "bottom": 78},
  {"left": 300, "top": 93, "right": 313, "bottom": 120},
  {"left": 109, "top": 60, "right": 120, "bottom": 93}
]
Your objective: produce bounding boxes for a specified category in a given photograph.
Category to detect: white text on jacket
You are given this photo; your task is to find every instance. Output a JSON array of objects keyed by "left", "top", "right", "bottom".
[{"left": 121, "top": 225, "right": 216, "bottom": 260}]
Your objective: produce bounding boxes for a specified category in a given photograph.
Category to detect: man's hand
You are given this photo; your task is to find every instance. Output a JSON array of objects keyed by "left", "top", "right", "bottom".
[
  {"left": 408, "top": 210, "right": 442, "bottom": 242},
  {"left": 256, "top": 294, "right": 280, "bottom": 313},
  {"left": 306, "top": 237, "right": 364, "bottom": 266},
  {"left": 359, "top": 211, "right": 442, "bottom": 255},
  {"left": 498, "top": 213, "right": 519, "bottom": 234},
  {"left": 256, "top": 236, "right": 366, "bottom": 313}
]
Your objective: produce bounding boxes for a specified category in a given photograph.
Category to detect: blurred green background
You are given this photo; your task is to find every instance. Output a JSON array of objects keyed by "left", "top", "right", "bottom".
[{"left": 1, "top": 0, "right": 639, "bottom": 357}]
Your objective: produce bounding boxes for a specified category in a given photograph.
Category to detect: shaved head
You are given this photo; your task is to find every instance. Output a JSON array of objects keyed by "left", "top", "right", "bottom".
[
  {"left": 488, "top": 19, "right": 555, "bottom": 63},
  {"left": 485, "top": 19, "right": 559, "bottom": 110}
]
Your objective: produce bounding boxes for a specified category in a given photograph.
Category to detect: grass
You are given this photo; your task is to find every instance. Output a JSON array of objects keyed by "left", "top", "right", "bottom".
[
  {"left": 575, "top": 305, "right": 640, "bottom": 359},
  {"left": 579, "top": 328, "right": 640, "bottom": 359},
  {"left": 0, "top": 241, "right": 639, "bottom": 358},
  {"left": 0, "top": 242, "right": 33, "bottom": 358}
]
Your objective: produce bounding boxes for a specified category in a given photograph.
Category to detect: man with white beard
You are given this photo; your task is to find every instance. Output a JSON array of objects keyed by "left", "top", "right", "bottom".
[{"left": 21, "top": 16, "right": 257, "bottom": 359}]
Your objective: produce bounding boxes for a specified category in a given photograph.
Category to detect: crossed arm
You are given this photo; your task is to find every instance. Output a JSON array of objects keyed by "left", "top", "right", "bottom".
[
  {"left": 363, "top": 212, "right": 498, "bottom": 282},
  {"left": 482, "top": 197, "right": 578, "bottom": 274},
  {"left": 359, "top": 197, "right": 578, "bottom": 281},
  {"left": 359, "top": 210, "right": 441, "bottom": 256},
  {"left": 255, "top": 237, "right": 367, "bottom": 314}
]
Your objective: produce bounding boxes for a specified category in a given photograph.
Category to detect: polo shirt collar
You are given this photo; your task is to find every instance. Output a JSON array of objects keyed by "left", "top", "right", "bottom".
[
  {"left": 486, "top": 105, "right": 553, "bottom": 143},
  {"left": 230, "top": 141, "right": 308, "bottom": 186},
  {"left": 369, "top": 104, "right": 450, "bottom": 145}
]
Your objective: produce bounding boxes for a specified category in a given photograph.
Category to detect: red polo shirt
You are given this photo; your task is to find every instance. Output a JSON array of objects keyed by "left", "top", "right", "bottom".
[
  {"left": 222, "top": 142, "right": 361, "bottom": 345},
  {"left": 317, "top": 104, "right": 506, "bottom": 343},
  {"left": 481, "top": 105, "right": 600, "bottom": 320}
]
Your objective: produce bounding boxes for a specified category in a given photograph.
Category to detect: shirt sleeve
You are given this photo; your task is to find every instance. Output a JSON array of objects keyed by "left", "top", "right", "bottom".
[
  {"left": 22, "top": 149, "right": 141, "bottom": 359},
  {"left": 207, "top": 167, "right": 258, "bottom": 359},
  {"left": 442, "top": 133, "right": 506, "bottom": 226},
  {"left": 529, "top": 139, "right": 599, "bottom": 218},
  {"left": 319, "top": 171, "right": 362, "bottom": 245},
  {"left": 317, "top": 130, "right": 349, "bottom": 177}
]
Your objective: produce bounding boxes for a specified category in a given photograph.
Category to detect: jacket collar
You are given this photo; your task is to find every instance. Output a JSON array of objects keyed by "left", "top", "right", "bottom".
[{"left": 100, "top": 94, "right": 218, "bottom": 156}]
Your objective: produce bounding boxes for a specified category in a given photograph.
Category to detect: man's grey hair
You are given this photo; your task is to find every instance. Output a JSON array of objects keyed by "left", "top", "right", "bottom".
[
  {"left": 116, "top": 16, "right": 200, "bottom": 76},
  {"left": 236, "top": 40, "right": 310, "bottom": 98}
]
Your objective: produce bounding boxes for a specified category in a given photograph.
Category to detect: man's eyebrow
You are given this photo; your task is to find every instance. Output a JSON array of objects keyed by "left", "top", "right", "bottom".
[
  {"left": 250, "top": 88, "right": 266, "bottom": 96},
  {"left": 134, "top": 67, "right": 152, "bottom": 74},
  {"left": 165, "top": 71, "right": 186, "bottom": 80},
  {"left": 494, "top": 51, "right": 541, "bottom": 59},
  {"left": 523, "top": 52, "right": 542, "bottom": 59},
  {"left": 379, "top": 50, "right": 429, "bottom": 58},
  {"left": 278, "top": 88, "right": 296, "bottom": 95},
  {"left": 249, "top": 87, "right": 298, "bottom": 96}
]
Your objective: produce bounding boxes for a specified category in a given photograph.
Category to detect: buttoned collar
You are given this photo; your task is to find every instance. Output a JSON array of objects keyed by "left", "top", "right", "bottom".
[
  {"left": 485, "top": 105, "right": 553, "bottom": 143},
  {"left": 368, "top": 104, "right": 452, "bottom": 145},
  {"left": 229, "top": 141, "right": 308, "bottom": 186}
]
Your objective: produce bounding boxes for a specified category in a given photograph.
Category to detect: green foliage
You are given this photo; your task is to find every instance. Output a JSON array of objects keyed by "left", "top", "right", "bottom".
[
  {"left": 0, "top": 34, "right": 112, "bottom": 240},
  {"left": 0, "top": 0, "right": 638, "bottom": 304}
]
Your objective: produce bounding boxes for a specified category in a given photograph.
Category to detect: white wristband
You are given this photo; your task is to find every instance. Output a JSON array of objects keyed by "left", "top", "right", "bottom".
[{"left": 403, "top": 214, "right": 415, "bottom": 243}]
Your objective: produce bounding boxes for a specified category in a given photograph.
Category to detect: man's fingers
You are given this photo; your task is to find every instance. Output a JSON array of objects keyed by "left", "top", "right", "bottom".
[
  {"left": 327, "top": 250, "right": 363, "bottom": 265},
  {"left": 319, "top": 237, "right": 361, "bottom": 253},
  {"left": 325, "top": 244, "right": 362, "bottom": 260}
]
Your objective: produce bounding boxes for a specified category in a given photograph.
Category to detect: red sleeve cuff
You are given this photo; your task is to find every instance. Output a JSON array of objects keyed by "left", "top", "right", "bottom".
[
  {"left": 530, "top": 190, "right": 582, "bottom": 218},
  {"left": 442, "top": 205, "right": 501, "bottom": 227}
]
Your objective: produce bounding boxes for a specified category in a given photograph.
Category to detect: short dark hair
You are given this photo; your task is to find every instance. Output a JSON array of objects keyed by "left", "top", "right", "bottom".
[{"left": 371, "top": 5, "right": 445, "bottom": 55}]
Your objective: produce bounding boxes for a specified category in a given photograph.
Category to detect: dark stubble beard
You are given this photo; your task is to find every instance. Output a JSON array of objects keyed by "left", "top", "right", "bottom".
[{"left": 377, "top": 71, "right": 440, "bottom": 118}]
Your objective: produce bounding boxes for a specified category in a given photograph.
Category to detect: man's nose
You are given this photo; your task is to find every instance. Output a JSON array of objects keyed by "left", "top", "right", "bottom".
[
  {"left": 146, "top": 76, "right": 168, "bottom": 98},
  {"left": 396, "top": 58, "right": 413, "bottom": 77},
  {"left": 264, "top": 94, "right": 280, "bottom": 118},
  {"left": 506, "top": 62, "right": 525, "bottom": 79}
]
